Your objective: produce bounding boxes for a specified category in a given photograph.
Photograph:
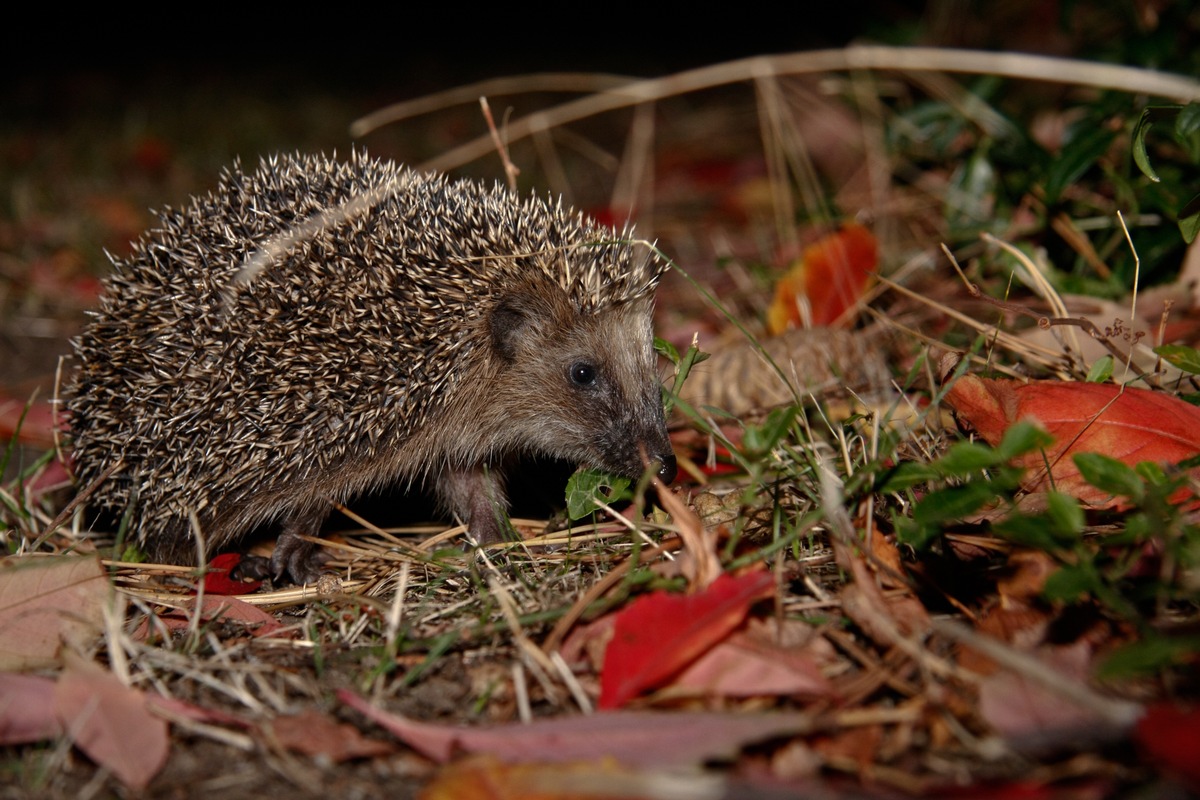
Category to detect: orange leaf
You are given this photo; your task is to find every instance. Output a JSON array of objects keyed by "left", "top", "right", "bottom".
[
  {"left": 945, "top": 376, "right": 1200, "bottom": 505},
  {"left": 767, "top": 223, "right": 877, "bottom": 332},
  {"left": 599, "top": 570, "right": 775, "bottom": 709}
]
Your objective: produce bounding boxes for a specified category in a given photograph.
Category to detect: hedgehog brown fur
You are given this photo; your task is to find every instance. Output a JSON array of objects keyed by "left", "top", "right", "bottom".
[{"left": 67, "top": 152, "right": 676, "bottom": 583}]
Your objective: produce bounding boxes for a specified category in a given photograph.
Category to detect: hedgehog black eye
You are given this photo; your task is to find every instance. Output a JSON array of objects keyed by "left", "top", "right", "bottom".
[{"left": 569, "top": 362, "right": 597, "bottom": 387}]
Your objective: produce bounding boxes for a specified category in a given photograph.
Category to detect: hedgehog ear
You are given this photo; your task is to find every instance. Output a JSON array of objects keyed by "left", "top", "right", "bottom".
[
  {"left": 492, "top": 283, "right": 576, "bottom": 362},
  {"left": 490, "top": 293, "right": 540, "bottom": 363}
]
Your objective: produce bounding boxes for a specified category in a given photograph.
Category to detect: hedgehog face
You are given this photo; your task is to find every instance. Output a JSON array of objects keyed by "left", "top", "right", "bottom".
[{"left": 484, "top": 283, "right": 675, "bottom": 483}]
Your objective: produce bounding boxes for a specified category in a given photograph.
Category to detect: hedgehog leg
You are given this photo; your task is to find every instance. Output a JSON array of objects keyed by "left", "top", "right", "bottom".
[
  {"left": 268, "top": 508, "right": 332, "bottom": 585},
  {"left": 440, "top": 466, "right": 511, "bottom": 545}
]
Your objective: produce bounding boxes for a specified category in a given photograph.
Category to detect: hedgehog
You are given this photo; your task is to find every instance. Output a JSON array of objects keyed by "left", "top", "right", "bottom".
[{"left": 67, "top": 151, "right": 676, "bottom": 584}]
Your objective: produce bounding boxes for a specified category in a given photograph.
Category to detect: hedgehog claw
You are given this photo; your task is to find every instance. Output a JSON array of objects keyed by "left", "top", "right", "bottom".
[{"left": 269, "top": 531, "right": 330, "bottom": 586}]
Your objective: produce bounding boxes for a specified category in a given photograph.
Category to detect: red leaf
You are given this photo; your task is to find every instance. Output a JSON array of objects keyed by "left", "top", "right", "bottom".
[
  {"left": 599, "top": 569, "right": 775, "bottom": 709},
  {"left": 1136, "top": 703, "right": 1200, "bottom": 789},
  {"left": 0, "top": 393, "right": 59, "bottom": 449},
  {"left": 945, "top": 377, "right": 1200, "bottom": 505},
  {"left": 201, "top": 553, "right": 262, "bottom": 595},
  {"left": 768, "top": 224, "right": 877, "bottom": 332},
  {"left": 339, "top": 689, "right": 813, "bottom": 768}
]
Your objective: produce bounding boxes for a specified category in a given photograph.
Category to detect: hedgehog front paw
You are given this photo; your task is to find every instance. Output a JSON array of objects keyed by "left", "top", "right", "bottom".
[{"left": 266, "top": 531, "right": 330, "bottom": 585}]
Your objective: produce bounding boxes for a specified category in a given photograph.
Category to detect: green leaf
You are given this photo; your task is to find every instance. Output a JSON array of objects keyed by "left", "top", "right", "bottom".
[
  {"left": 1131, "top": 105, "right": 1180, "bottom": 183},
  {"left": 1045, "top": 126, "right": 1115, "bottom": 203},
  {"left": 1175, "top": 102, "right": 1200, "bottom": 138},
  {"left": 935, "top": 441, "right": 1006, "bottom": 475},
  {"left": 565, "top": 469, "right": 633, "bottom": 521},
  {"left": 1096, "top": 634, "right": 1200, "bottom": 680},
  {"left": 1042, "top": 562, "right": 1099, "bottom": 603},
  {"left": 742, "top": 405, "right": 798, "bottom": 458},
  {"left": 653, "top": 337, "right": 680, "bottom": 364},
  {"left": 877, "top": 462, "right": 940, "bottom": 493},
  {"left": 1179, "top": 193, "right": 1200, "bottom": 244},
  {"left": 995, "top": 420, "right": 1055, "bottom": 461},
  {"left": 912, "top": 481, "right": 1000, "bottom": 526},
  {"left": 1086, "top": 356, "right": 1114, "bottom": 383},
  {"left": 1045, "top": 491, "right": 1085, "bottom": 537},
  {"left": 1073, "top": 452, "right": 1145, "bottom": 503},
  {"left": 1154, "top": 344, "right": 1200, "bottom": 374},
  {"left": 992, "top": 514, "right": 1066, "bottom": 550}
]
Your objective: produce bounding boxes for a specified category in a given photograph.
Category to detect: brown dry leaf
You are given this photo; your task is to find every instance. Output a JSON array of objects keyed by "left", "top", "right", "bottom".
[
  {"left": 267, "top": 709, "right": 395, "bottom": 762},
  {"left": 651, "top": 477, "right": 721, "bottom": 589},
  {"left": 812, "top": 724, "right": 884, "bottom": 773},
  {"left": 340, "top": 689, "right": 814, "bottom": 769},
  {"left": 944, "top": 376, "right": 1200, "bottom": 506},
  {"left": 997, "top": 550, "right": 1059, "bottom": 604},
  {"left": 678, "top": 328, "right": 891, "bottom": 417},
  {"left": 0, "top": 555, "right": 108, "bottom": 670},
  {"left": 0, "top": 672, "right": 62, "bottom": 744},
  {"left": 834, "top": 538, "right": 930, "bottom": 648},
  {"left": 957, "top": 605, "right": 1051, "bottom": 675},
  {"left": 53, "top": 652, "right": 169, "bottom": 791}
]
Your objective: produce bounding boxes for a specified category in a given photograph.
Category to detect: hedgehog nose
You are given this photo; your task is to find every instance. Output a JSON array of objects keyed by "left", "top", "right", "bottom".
[{"left": 656, "top": 452, "right": 677, "bottom": 485}]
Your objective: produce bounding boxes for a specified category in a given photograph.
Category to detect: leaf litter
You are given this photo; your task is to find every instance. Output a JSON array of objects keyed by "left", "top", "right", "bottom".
[{"left": 2, "top": 36, "right": 1200, "bottom": 799}]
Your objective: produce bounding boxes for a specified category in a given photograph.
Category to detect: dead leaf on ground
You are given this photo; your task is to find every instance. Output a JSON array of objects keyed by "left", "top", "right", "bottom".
[
  {"left": 1135, "top": 703, "right": 1200, "bottom": 791},
  {"left": 944, "top": 376, "right": 1200, "bottom": 506},
  {"left": 0, "top": 672, "right": 62, "bottom": 744},
  {"left": 598, "top": 569, "right": 775, "bottom": 709},
  {"left": 267, "top": 709, "right": 395, "bottom": 762},
  {"left": 669, "top": 622, "right": 834, "bottom": 700},
  {"left": 421, "top": 754, "right": 637, "bottom": 800},
  {"left": 976, "top": 641, "right": 1124, "bottom": 754},
  {"left": 0, "top": 555, "right": 108, "bottom": 670},
  {"left": 132, "top": 594, "right": 289, "bottom": 641},
  {"left": 53, "top": 652, "right": 169, "bottom": 790},
  {"left": 768, "top": 223, "right": 878, "bottom": 332},
  {"left": 339, "top": 689, "right": 814, "bottom": 769}
]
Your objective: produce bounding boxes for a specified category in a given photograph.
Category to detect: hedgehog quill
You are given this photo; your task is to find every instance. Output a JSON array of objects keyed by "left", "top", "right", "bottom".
[{"left": 68, "top": 152, "right": 676, "bottom": 584}]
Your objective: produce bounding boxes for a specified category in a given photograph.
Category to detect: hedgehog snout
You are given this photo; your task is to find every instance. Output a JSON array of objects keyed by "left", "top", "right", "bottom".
[{"left": 655, "top": 451, "right": 677, "bottom": 485}]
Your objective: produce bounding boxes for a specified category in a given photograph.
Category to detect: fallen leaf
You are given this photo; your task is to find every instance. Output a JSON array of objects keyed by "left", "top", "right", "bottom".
[
  {"left": 0, "top": 555, "right": 108, "bottom": 670},
  {"left": 767, "top": 223, "right": 877, "bottom": 332},
  {"left": 201, "top": 554, "right": 263, "bottom": 595},
  {"left": 267, "top": 709, "right": 394, "bottom": 762},
  {"left": 0, "top": 672, "right": 62, "bottom": 743},
  {"left": 599, "top": 569, "right": 775, "bottom": 709},
  {"left": 944, "top": 376, "right": 1200, "bottom": 505},
  {"left": 339, "top": 690, "right": 814, "bottom": 769},
  {"left": 54, "top": 653, "right": 169, "bottom": 790},
  {"left": 145, "top": 694, "right": 252, "bottom": 729},
  {"left": 976, "top": 641, "right": 1124, "bottom": 753},
  {"left": 670, "top": 626, "right": 833, "bottom": 700},
  {"left": 1135, "top": 703, "right": 1200, "bottom": 790},
  {"left": 0, "top": 392, "right": 58, "bottom": 451},
  {"left": 421, "top": 754, "right": 716, "bottom": 800},
  {"left": 133, "top": 595, "right": 287, "bottom": 640}
]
